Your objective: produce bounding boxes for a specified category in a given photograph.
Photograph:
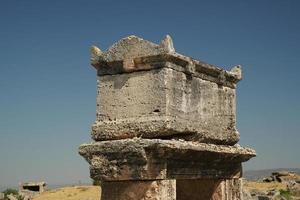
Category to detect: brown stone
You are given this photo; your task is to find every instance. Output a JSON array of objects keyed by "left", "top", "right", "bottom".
[
  {"left": 177, "top": 179, "right": 242, "bottom": 200},
  {"left": 177, "top": 179, "right": 223, "bottom": 200},
  {"left": 101, "top": 180, "right": 176, "bottom": 200}
]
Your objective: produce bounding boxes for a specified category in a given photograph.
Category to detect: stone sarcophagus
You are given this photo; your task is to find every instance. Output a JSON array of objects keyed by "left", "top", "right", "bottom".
[
  {"left": 91, "top": 35, "right": 242, "bottom": 145},
  {"left": 79, "top": 35, "right": 255, "bottom": 200}
]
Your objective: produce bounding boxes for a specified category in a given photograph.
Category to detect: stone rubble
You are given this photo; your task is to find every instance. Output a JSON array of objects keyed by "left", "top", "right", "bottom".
[{"left": 244, "top": 171, "right": 300, "bottom": 200}]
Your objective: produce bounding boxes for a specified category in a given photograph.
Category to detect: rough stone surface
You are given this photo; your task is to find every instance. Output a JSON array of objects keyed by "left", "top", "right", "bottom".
[
  {"left": 91, "top": 36, "right": 242, "bottom": 144},
  {"left": 96, "top": 35, "right": 167, "bottom": 63},
  {"left": 101, "top": 180, "right": 176, "bottom": 200},
  {"left": 222, "top": 179, "right": 243, "bottom": 200},
  {"left": 93, "top": 67, "right": 239, "bottom": 144},
  {"left": 79, "top": 138, "right": 255, "bottom": 181},
  {"left": 92, "top": 36, "right": 241, "bottom": 85}
]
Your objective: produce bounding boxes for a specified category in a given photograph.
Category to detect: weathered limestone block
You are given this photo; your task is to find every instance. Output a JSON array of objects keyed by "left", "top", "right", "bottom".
[
  {"left": 101, "top": 180, "right": 176, "bottom": 200},
  {"left": 91, "top": 35, "right": 242, "bottom": 145},
  {"left": 79, "top": 139, "right": 255, "bottom": 181}
]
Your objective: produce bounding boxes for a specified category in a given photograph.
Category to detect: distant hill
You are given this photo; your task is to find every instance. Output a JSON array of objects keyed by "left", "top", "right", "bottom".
[{"left": 244, "top": 168, "right": 300, "bottom": 180}]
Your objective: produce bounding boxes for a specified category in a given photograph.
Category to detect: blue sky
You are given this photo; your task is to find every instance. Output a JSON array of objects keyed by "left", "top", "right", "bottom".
[{"left": 0, "top": 0, "right": 299, "bottom": 187}]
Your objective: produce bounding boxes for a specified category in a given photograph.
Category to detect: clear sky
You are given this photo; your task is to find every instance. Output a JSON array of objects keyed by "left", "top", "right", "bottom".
[{"left": 1, "top": 0, "right": 299, "bottom": 188}]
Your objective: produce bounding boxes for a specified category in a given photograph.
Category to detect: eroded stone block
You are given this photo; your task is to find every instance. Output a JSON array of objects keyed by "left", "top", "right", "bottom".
[{"left": 91, "top": 35, "right": 242, "bottom": 145}]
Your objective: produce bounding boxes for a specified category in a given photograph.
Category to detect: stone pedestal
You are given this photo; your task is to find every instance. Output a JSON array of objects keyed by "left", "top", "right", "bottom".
[
  {"left": 79, "top": 35, "right": 256, "bottom": 200},
  {"left": 79, "top": 138, "right": 254, "bottom": 199},
  {"left": 101, "top": 180, "right": 176, "bottom": 200}
]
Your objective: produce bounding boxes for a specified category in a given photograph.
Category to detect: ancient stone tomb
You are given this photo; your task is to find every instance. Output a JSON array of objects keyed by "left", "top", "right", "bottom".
[
  {"left": 79, "top": 35, "right": 255, "bottom": 200},
  {"left": 19, "top": 182, "right": 46, "bottom": 199}
]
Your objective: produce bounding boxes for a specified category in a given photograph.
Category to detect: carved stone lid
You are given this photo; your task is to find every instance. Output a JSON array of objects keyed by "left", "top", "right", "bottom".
[{"left": 91, "top": 35, "right": 242, "bottom": 88}]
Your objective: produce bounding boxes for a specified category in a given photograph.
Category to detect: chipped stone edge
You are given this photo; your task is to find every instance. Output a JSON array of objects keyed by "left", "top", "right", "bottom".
[
  {"left": 79, "top": 138, "right": 256, "bottom": 160},
  {"left": 91, "top": 35, "right": 242, "bottom": 86}
]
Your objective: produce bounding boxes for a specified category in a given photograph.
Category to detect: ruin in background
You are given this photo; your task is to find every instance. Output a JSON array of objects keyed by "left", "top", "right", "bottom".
[
  {"left": 19, "top": 182, "right": 46, "bottom": 199},
  {"left": 79, "top": 35, "right": 256, "bottom": 200}
]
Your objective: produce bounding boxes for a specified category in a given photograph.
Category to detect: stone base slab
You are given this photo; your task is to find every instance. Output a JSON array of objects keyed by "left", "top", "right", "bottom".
[{"left": 79, "top": 139, "right": 255, "bottom": 181}]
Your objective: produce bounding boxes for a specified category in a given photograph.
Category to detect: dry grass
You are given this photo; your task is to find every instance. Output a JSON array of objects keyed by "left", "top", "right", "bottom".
[
  {"left": 244, "top": 180, "right": 287, "bottom": 192},
  {"left": 33, "top": 186, "right": 101, "bottom": 200},
  {"left": 31, "top": 180, "right": 298, "bottom": 199},
  {"left": 243, "top": 174, "right": 300, "bottom": 199}
]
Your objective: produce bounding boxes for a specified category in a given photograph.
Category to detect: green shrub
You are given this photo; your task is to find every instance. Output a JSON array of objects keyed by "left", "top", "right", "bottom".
[
  {"left": 279, "top": 189, "right": 292, "bottom": 200},
  {"left": 2, "top": 188, "right": 24, "bottom": 200},
  {"left": 2, "top": 188, "right": 18, "bottom": 196}
]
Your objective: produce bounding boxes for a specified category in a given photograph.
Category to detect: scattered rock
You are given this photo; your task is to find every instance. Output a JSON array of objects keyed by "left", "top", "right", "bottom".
[
  {"left": 263, "top": 177, "right": 274, "bottom": 182},
  {"left": 287, "top": 180, "right": 300, "bottom": 196},
  {"left": 263, "top": 171, "right": 298, "bottom": 183},
  {"left": 243, "top": 188, "right": 254, "bottom": 200},
  {"left": 7, "top": 194, "right": 17, "bottom": 200},
  {"left": 266, "top": 189, "right": 276, "bottom": 196},
  {"left": 272, "top": 171, "right": 291, "bottom": 177},
  {"left": 257, "top": 195, "right": 271, "bottom": 200}
]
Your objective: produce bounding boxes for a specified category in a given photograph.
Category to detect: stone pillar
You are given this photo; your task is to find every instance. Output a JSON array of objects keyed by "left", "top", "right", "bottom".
[
  {"left": 101, "top": 180, "right": 176, "bottom": 200},
  {"left": 221, "top": 179, "right": 243, "bottom": 200},
  {"left": 79, "top": 35, "right": 256, "bottom": 200}
]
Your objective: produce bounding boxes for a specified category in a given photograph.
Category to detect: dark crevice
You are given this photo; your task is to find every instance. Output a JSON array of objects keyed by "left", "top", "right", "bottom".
[{"left": 153, "top": 109, "right": 160, "bottom": 113}]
